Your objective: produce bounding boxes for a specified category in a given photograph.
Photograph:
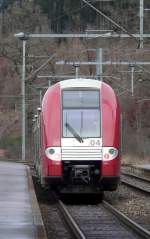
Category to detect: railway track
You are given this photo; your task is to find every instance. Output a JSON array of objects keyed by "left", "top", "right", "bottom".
[
  {"left": 57, "top": 198, "right": 150, "bottom": 239},
  {"left": 34, "top": 177, "right": 150, "bottom": 239},
  {"left": 121, "top": 172, "right": 150, "bottom": 194}
]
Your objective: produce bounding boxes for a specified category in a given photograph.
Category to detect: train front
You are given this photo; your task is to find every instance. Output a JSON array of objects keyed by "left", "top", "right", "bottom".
[{"left": 42, "top": 79, "right": 120, "bottom": 193}]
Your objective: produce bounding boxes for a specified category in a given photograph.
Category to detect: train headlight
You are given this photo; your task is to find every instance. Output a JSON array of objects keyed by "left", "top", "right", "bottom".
[
  {"left": 45, "top": 147, "right": 61, "bottom": 161},
  {"left": 103, "top": 147, "right": 118, "bottom": 161},
  {"left": 109, "top": 148, "right": 115, "bottom": 155},
  {"left": 49, "top": 148, "right": 55, "bottom": 155}
]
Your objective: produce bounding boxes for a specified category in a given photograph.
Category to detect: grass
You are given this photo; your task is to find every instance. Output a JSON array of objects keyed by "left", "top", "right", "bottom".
[{"left": 0, "top": 136, "right": 21, "bottom": 159}]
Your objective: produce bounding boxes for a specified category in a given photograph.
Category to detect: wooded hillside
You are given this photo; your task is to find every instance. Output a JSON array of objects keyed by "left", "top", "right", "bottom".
[{"left": 0, "top": 0, "right": 149, "bottom": 162}]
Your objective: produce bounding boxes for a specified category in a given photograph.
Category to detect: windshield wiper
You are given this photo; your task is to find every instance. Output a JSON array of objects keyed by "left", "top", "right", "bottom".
[{"left": 65, "top": 123, "right": 84, "bottom": 143}]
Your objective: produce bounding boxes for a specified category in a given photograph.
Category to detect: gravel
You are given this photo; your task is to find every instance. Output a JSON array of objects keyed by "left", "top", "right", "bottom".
[
  {"left": 104, "top": 183, "right": 150, "bottom": 231},
  {"left": 33, "top": 177, "right": 72, "bottom": 239}
]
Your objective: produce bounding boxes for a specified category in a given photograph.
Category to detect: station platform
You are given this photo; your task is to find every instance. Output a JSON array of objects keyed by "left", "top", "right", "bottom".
[
  {"left": 122, "top": 163, "right": 150, "bottom": 179},
  {"left": 137, "top": 164, "right": 150, "bottom": 170},
  {"left": 0, "top": 161, "right": 47, "bottom": 239}
]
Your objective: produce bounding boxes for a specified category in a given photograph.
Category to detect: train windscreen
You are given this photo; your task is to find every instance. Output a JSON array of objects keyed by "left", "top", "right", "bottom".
[{"left": 62, "top": 90, "right": 100, "bottom": 138}]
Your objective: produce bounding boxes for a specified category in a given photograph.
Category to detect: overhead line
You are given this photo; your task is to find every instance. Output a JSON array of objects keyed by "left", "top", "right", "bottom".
[
  {"left": 82, "top": 0, "right": 139, "bottom": 45},
  {"left": 136, "top": 65, "right": 150, "bottom": 75},
  {"left": 26, "top": 54, "right": 56, "bottom": 81},
  {"left": 56, "top": 61, "right": 150, "bottom": 66}
]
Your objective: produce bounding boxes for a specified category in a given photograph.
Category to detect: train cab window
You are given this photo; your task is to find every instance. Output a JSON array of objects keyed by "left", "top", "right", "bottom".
[
  {"left": 63, "top": 90, "right": 99, "bottom": 108},
  {"left": 62, "top": 90, "right": 101, "bottom": 138}
]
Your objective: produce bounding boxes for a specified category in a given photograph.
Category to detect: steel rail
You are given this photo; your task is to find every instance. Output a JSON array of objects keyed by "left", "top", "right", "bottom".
[
  {"left": 122, "top": 172, "right": 150, "bottom": 183},
  {"left": 57, "top": 200, "right": 86, "bottom": 239},
  {"left": 121, "top": 179, "right": 150, "bottom": 195},
  {"left": 54, "top": 192, "right": 150, "bottom": 239},
  {"left": 103, "top": 200, "right": 150, "bottom": 239},
  {"left": 121, "top": 172, "right": 150, "bottom": 194}
]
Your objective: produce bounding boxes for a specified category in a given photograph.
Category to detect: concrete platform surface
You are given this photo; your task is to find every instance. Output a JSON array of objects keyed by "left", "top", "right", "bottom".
[
  {"left": 0, "top": 162, "right": 47, "bottom": 239},
  {"left": 136, "top": 164, "right": 150, "bottom": 170}
]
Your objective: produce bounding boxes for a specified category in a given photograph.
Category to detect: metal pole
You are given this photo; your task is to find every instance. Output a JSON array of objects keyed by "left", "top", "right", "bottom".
[
  {"left": 20, "top": 33, "right": 150, "bottom": 38},
  {"left": 131, "top": 66, "right": 135, "bottom": 97},
  {"left": 96, "top": 48, "right": 103, "bottom": 81},
  {"left": 1, "top": 0, "right": 5, "bottom": 34},
  {"left": 140, "top": 0, "right": 144, "bottom": 48},
  {"left": 56, "top": 60, "right": 150, "bottom": 66},
  {"left": 39, "top": 90, "right": 42, "bottom": 106},
  {"left": 73, "top": 64, "right": 80, "bottom": 78},
  {"left": 21, "top": 40, "right": 26, "bottom": 161},
  {"left": 48, "top": 80, "right": 51, "bottom": 86},
  {"left": 76, "top": 67, "right": 79, "bottom": 78}
]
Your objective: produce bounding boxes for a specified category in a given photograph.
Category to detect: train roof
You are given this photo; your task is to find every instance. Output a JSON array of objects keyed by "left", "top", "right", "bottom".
[
  {"left": 42, "top": 78, "right": 116, "bottom": 108},
  {"left": 59, "top": 78, "right": 102, "bottom": 89}
]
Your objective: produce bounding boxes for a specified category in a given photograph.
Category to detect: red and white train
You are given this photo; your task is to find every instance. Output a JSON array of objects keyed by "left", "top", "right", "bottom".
[{"left": 33, "top": 78, "right": 120, "bottom": 193}]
